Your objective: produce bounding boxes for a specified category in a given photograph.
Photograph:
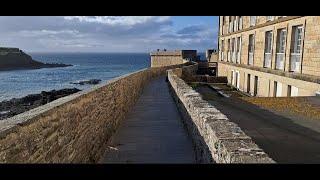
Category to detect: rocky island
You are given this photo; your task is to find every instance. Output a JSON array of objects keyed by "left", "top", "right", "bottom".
[{"left": 0, "top": 47, "right": 72, "bottom": 71}]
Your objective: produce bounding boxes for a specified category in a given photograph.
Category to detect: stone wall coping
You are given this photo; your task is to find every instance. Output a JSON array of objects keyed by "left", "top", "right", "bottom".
[
  {"left": 150, "top": 51, "right": 182, "bottom": 56},
  {"left": 0, "top": 68, "right": 149, "bottom": 137},
  {"left": 150, "top": 50, "right": 197, "bottom": 57},
  {"left": 167, "top": 68, "right": 275, "bottom": 163}
]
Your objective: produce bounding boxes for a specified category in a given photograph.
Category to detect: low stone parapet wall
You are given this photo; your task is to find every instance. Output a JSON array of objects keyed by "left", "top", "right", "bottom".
[
  {"left": 167, "top": 67, "right": 275, "bottom": 163},
  {"left": 0, "top": 64, "right": 185, "bottom": 163},
  {"left": 178, "top": 63, "right": 226, "bottom": 83},
  {"left": 181, "top": 62, "right": 198, "bottom": 77},
  {"left": 166, "top": 62, "right": 198, "bottom": 79}
]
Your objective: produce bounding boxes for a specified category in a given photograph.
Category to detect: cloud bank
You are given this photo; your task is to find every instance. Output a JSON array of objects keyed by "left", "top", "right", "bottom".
[{"left": 0, "top": 16, "right": 217, "bottom": 52}]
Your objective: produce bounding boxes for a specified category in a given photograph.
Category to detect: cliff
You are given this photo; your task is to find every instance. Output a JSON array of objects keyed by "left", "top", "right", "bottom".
[{"left": 0, "top": 47, "right": 71, "bottom": 71}]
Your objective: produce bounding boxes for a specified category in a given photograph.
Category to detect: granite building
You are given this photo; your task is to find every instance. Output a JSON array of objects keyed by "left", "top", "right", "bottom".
[
  {"left": 218, "top": 16, "right": 320, "bottom": 97},
  {"left": 150, "top": 49, "right": 197, "bottom": 67}
]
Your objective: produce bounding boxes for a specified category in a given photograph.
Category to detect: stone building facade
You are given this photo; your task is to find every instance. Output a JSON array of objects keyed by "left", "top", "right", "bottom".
[
  {"left": 205, "top": 49, "right": 218, "bottom": 62},
  {"left": 218, "top": 16, "right": 320, "bottom": 97},
  {"left": 150, "top": 50, "right": 197, "bottom": 67},
  {"left": 209, "top": 52, "right": 218, "bottom": 62}
]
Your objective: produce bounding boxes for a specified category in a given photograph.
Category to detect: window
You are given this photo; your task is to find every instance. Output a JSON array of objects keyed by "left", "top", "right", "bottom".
[
  {"left": 248, "top": 34, "right": 255, "bottom": 65},
  {"left": 231, "top": 70, "right": 240, "bottom": 89},
  {"left": 266, "top": 16, "right": 274, "bottom": 21},
  {"left": 250, "top": 16, "right": 256, "bottom": 26},
  {"left": 235, "top": 71, "right": 240, "bottom": 89},
  {"left": 229, "top": 16, "right": 233, "bottom": 33},
  {"left": 221, "top": 16, "right": 225, "bottom": 35},
  {"left": 277, "top": 29, "right": 287, "bottom": 53},
  {"left": 274, "top": 81, "right": 278, "bottom": 97},
  {"left": 290, "top": 25, "right": 304, "bottom": 72},
  {"left": 231, "top": 38, "right": 236, "bottom": 63},
  {"left": 288, "top": 85, "right": 298, "bottom": 97},
  {"left": 254, "top": 76, "right": 258, "bottom": 96},
  {"left": 265, "top": 31, "right": 273, "bottom": 54},
  {"left": 274, "top": 81, "right": 282, "bottom": 97},
  {"left": 236, "top": 36, "right": 241, "bottom": 64},
  {"left": 293, "top": 26, "right": 303, "bottom": 54},
  {"left": 220, "top": 40, "right": 225, "bottom": 61},
  {"left": 238, "top": 16, "right": 243, "bottom": 30},
  {"left": 264, "top": 31, "right": 273, "bottom": 68},
  {"left": 287, "top": 85, "right": 292, "bottom": 97},
  {"left": 227, "top": 39, "right": 231, "bottom": 62},
  {"left": 247, "top": 74, "right": 251, "bottom": 93},
  {"left": 275, "top": 29, "right": 287, "bottom": 70},
  {"left": 233, "top": 16, "right": 238, "bottom": 32},
  {"left": 231, "top": 70, "right": 235, "bottom": 85}
]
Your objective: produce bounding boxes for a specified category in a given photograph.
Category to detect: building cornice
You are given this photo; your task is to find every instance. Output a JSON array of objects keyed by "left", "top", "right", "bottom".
[
  {"left": 150, "top": 51, "right": 182, "bottom": 56},
  {"left": 219, "top": 16, "right": 304, "bottom": 38},
  {"left": 219, "top": 61, "right": 320, "bottom": 84}
]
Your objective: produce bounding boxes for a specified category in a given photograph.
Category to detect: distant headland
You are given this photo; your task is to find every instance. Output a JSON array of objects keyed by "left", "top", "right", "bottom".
[{"left": 0, "top": 47, "right": 72, "bottom": 71}]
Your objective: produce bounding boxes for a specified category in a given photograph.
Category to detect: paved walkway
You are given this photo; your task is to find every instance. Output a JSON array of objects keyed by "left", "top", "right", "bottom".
[
  {"left": 100, "top": 76, "right": 195, "bottom": 163},
  {"left": 196, "top": 85, "right": 320, "bottom": 163}
]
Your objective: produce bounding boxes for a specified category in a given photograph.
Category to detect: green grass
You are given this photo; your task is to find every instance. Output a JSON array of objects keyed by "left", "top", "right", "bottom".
[{"left": 189, "top": 82, "right": 200, "bottom": 89}]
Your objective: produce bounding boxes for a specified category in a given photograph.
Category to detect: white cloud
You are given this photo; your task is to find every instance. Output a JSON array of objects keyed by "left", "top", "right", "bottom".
[
  {"left": 63, "top": 16, "right": 170, "bottom": 26},
  {"left": 19, "top": 29, "right": 81, "bottom": 37}
]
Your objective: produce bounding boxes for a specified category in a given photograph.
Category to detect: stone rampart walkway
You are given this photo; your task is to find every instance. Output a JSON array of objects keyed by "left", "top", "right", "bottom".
[{"left": 100, "top": 76, "right": 195, "bottom": 163}]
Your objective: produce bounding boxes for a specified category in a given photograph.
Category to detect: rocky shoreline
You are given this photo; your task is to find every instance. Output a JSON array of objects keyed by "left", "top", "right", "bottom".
[
  {"left": 0, "top": 88, "right": 81, "bottom": 120},
  {"left": 70, "top": 79, "right": 101, "bottom": 85},
  {"left": 42, "top": 62, "right": 72, "bottom": 68}
]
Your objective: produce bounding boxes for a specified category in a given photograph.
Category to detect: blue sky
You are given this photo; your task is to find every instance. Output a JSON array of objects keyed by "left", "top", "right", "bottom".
[
  {"left": 0, "top": 16, "right": 218, "bottom": 53},
  {"left": 171, "top": 16, "right": 218, "bottom": 30}
]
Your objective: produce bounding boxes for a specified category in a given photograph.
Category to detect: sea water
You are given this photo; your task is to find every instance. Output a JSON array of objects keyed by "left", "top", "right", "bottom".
[{"left": 0, "top": 53, "right": 150, "bottom": 102}]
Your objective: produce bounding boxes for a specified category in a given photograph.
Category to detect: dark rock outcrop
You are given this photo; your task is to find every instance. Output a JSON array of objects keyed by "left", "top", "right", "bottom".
[
  {"left": 70, "top": 79, "right": 102, "bottom": 85},
  {"left": 0, "top": 47, "right": 72, "bottom": 71},
  {"left": 0, "top": 88, "right": 81, "bottom": 120}
]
